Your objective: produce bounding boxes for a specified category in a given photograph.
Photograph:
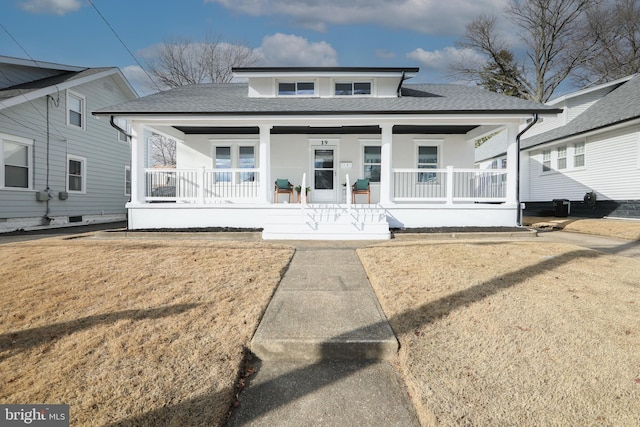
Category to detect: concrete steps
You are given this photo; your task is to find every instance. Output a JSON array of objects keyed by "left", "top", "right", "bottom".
[
  {"left": 250, "top": 248, "right": 398, "bottom": 361},
  {"left": 262, "top": 204, "right": 391, "bottom": 240}
]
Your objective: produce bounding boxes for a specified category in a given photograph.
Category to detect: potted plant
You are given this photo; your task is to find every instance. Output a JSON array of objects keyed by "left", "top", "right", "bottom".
[{"left": 295, "top": 185, "right": 311, "bottom": 203}]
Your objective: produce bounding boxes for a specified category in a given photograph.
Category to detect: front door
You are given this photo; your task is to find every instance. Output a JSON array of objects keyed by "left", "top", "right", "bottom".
[{"left": 311, "top": 146, "right": 337, "bottom": 202}]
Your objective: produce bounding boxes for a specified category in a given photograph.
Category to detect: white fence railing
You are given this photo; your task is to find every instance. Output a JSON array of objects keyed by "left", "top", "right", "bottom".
[
  {"left": 144, "top": 167, "right": 506, "bottom": 204},
  {"left": 393, "top": 167, "right": 507, "bottom": 202},
  {"left": 145, "top": 168, "right": 260, "bottom": 202}
]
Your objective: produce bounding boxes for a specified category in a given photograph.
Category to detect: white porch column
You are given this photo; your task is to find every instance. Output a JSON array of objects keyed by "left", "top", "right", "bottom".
[
  {"left": 259, "top": 124, "right": 272, "bottom": 204},
  {"left": 505, "top": 123, "right": 520, "bottom": 205},
  {"left": 380, "top": 124, "right": 393, "bottom": 204},
  {"left": 130, "top": 123, "right": 145, "bottom": 204}
]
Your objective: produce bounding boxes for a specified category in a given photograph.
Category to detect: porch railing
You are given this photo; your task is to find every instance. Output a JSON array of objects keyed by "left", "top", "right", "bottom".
[
  {"left": 393, "top": 167, "right": 507, "bottom": 202},
  {"left": 145, "top": 168, "right": 260, "bottom": 202}
]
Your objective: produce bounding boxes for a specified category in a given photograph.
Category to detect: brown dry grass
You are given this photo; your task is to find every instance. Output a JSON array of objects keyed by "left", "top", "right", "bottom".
[
  {"left": 524, "top": 216, "right": 640, "bottom": 240},
  {"left": 0, "top": 236, "right": 293, "bottom": 426},
  {"left": 359, "top": 240, "right": 640, "bottom": 426}
]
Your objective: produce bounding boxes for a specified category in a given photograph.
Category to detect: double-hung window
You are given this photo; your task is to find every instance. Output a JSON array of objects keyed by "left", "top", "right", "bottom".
[
  {"left": 1, "top": 134, "right": 33, "bottom": 189},
  {"left": 363, "top": 145, "right": 381, "bottom": 182},
  {"left": 124, "top": 166, "right": 131, "bottom": 196},
  {"left": 214, "top": 144, "right": 256, "bottom": 183},
  {"left": 542, "top": 150, "right": 551, "bottom": 172},
  {"left": 557, "top": 146, "right": 567, "bottom": 169},
  {"left": 67, "top": 91, "right": 85, "bottom": 130},
  {"left": 278, "top": 81, "right": 315, "bottom": 96},
  {"left": 417, "top": 145, "right": 439, "bottom": 182},
  {"left": 67, "top": 155, "right": 86, "bottom": 193},
  {"left": 574, "top": 142, "right": 585, "bottom": 167},
  {"left": 114, "top": 118, "right": 130, "bottom": 143}
]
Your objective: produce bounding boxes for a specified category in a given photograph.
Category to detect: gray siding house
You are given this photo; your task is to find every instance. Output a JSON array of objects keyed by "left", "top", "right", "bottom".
[
  {"left": 0, "top": 56, "right": 138, "bottom": 232},
  {"left": 476, "top": 74, "right": 640, "bottom": 219}
]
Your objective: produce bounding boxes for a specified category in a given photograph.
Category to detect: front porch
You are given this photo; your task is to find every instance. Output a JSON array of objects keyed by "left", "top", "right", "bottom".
[{"left": 127, "top": 167, "right": 514, "bottom": 239}]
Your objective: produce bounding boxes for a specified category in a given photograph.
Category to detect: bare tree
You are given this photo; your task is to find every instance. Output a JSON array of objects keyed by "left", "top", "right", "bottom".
[
  {"left": 150, "top": 134, "right": 176, "bottom": 166},
  {"left": 574, "top": 0, "right": 640, "bottom": 86},
  {"left": 143, "top": 33, "right": 258, "bottom": 89},
  {"left": 452, "top": 0, "right": 600, "bottom": 102}
]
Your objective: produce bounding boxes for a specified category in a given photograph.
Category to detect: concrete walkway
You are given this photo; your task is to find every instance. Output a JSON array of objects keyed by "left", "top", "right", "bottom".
[{"left": 226, "top": 243, "right": 420, "bottom": 426}]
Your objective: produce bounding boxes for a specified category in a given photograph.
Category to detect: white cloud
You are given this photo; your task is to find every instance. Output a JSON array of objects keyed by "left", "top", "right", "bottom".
[
  {"left": 121, "top": 65, "right": 157, "bottom": 97},
  {"left": 407, "top": 46, "right": 484, "bottom": 75},
  {"left": 375, "top": 49, "right": 396, "bottom": 60},
  {"left": 254, "top": 33, "right": 338, "bottom": 66},
  {"left": 206, "top": 0, "right": 509, "bottom": 36},
  {"left": 18, "top": 0, "right": 82, "bottom": 15}
]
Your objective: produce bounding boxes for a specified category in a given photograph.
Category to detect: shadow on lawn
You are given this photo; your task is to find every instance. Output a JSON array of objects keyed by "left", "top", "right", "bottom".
[
  {"left": 110, "top": 243, "right": 613, "bottom": 426},
  {"left": 0, "top": 303, "right": 199, "bottom": 362}
]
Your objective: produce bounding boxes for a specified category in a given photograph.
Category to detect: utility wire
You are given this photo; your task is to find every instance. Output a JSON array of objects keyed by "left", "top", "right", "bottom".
[{"left": 87, "top": 0, "right": 162, "bottom": 92}]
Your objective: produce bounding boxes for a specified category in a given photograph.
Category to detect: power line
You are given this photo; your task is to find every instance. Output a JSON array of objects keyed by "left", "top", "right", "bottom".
[{"left": 87, "top": 0, "right": 161, "bottom": 92}]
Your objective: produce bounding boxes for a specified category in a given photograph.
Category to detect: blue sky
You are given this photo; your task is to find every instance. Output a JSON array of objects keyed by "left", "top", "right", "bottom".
[{"left": 1, "top": 0, "right": 510, "bottom": 95}]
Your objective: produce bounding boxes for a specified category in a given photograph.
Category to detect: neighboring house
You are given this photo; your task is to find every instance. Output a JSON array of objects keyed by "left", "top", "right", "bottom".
[
  {"left": 0, "top": 55, "right": 138, "bottom": 232},
  {"left": 477, "top": 74, "right": 640, "bottom": 219},
  {"left": 94, "top": 67, "right": 558, "bottom": 240}
]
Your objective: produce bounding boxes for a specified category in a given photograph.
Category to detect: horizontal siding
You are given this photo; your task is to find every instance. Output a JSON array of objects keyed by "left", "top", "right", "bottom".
[
  {"left": 523, "top": 125, "right": 640, "bottom": 202},
  {"left": 0, "top": 73, "right": 135, "bottom": 220}
]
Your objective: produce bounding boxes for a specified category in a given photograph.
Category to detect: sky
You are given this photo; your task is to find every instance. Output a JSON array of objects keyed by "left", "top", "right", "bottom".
[{"left": 0, "top": 0, "right": 513, "bottom": 96}]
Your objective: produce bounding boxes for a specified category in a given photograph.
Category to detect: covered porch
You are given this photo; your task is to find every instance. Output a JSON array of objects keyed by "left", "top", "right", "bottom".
[{"left": 127, "top": 118, "right": 523, "bottom": 239}]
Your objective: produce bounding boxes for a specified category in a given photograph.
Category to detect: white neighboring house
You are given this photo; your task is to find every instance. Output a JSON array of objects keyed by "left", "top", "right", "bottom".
[
  {"left": 94, "top": 66, "right": 559, "bottom": 240},
  {"left": 0, "top": 55, "right": 138, "bottom": 232},
  {"left": 476, "top": 74, "right": 640, "bottom": 219}
]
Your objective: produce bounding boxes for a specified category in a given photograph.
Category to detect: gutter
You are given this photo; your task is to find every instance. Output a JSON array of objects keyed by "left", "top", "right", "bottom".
[
  {"left": 396, "top": 71, "right": 406, "bottom": 97},
  {"left": 110, "top": 115, "right": 132, "bottom": 141},
  {"left": 516, "top": 113, "right": 538, "bottom": 226}
]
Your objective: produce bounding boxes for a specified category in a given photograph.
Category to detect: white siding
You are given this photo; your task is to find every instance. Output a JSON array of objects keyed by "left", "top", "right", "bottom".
[{"left": 522, "top": 125, "right": 640, "bottom": 202}]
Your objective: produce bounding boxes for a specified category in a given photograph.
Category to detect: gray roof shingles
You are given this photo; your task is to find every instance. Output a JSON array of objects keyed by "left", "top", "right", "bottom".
[
  {"left": 93, "top": 82, "right": 560, "bottom": 116},
  {"left": 521, "top": 74, "right": 640, "bottom": 149}
]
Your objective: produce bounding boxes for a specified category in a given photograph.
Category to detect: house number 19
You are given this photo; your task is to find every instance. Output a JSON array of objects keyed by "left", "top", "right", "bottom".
[{"left": 321, "top": 140, "right": 328, "bottom": 145}]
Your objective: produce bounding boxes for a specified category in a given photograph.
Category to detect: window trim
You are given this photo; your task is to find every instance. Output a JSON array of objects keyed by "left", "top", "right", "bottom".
[
  {"left": 557, "top": 145, "right": 567, "bottom": 170},
  {"left": 334, "top": 80, "right": 373, "bottom": 97},
  {"left": 360, "top": 139, "right": 382, "bottom": 183},
  {"left": 414, "top": 139, "right": 442, "bottom": 183},
  {"left": 276, "top": 80, "right": 317, "bottom": 97},
  {"left": 1, "top": 133, "right": 34, "bottom": 190},
  {"left": 67, "top": 154, "right": 87, "bottom": 194},
  {"left": 124, "top": 165, "right": 131, "bottom": 196},
  {"left": 66, "top": 90, "right": 86, "bottom": 130},
  {"left": 114, "top": 117, "right": 130, "bottom": 144},
  {"left": 210, "top": 139, "right": 258, "bottom": 184},
  {"left": 574, "top": 141, "right": 586, "bottom": 169},
  {"left": 542, "top": 149, "right": 551, "bottom": 173}
]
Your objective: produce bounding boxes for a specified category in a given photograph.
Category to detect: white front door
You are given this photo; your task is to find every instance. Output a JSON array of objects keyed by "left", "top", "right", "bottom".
[{"left": 311, "top": 145, "right": 337, "bottom": 202}]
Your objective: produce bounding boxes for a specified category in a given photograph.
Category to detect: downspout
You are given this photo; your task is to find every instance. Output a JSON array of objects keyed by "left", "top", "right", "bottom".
[
  {"left": 516, "top": 113, "right": 538, "bottom": 226},
  {"left": 396, "top": 71, "right": 406, "bottom": 97},
  {"left": 110, "top": 115, "right": 132, "bottom": 141}
]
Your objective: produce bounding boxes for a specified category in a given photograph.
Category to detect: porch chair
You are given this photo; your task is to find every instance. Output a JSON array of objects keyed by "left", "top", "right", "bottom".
[
  {"left": 274, "top": 179, "right": 294, "bottom": 203},
  {"left": 352, "top": 178, "right": 370, "bottom": 204}
]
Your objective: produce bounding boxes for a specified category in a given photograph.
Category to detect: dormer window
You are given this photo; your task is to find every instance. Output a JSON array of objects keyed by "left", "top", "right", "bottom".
[
  {"left": 335, "top": 82, "right": 372, "bottom": 96},
  {"left": 278, "top": 81, "right": 315, "bottom": 96}
]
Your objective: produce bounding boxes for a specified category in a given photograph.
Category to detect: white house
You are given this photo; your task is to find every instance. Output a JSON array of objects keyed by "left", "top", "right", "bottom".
[
  {"left": 94, "top": 67, "right": 559, "bottom": 240},
  {"left": 0, "top": 55, "right": 138, "bottom": 232},
  {"left": 477, "top": 74, "right": 640, "bottom": 219}
]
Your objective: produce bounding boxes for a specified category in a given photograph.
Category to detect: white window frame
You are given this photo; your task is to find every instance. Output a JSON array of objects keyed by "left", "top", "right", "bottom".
[
  {"left": 414, "top": 139, "right": 442, "bottom": 183},
  {"left": 124, "top": 166, "right": 131, "bottom": 196},
  {"left": 557, "top": 145, "right": 567, "bottom": 170},
  {"left": 66, "top": 90, "right": 86, "bottom": 130},
  {"left": 574, "top": 141, "right": 585, "bottom": 169},
  {"left": 67, "top": 154, "right": 87, "bottom": 194},
  {"left": 360, "top": 139, "right": 382, "bottom": 183},
  {"left": 276, "top": 80, "right": 317, "bottom": 97},
  {"left": 1, "top": 133, "right": 33, "bottom": 190},
  {"left": 542, "top": 149, "right": 551, "bottom": 173},
  {"left": 210, "top": 140, "right": 258, "bottom": 184},
  {"left": 114, "top": 117, "right": 130, "bottom": 143},
  {"left": 334, "top": 80, "right": 373, "bottom": 96}
]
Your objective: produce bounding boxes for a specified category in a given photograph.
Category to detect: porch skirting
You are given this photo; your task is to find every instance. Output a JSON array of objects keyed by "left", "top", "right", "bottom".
[{"left": 126, "top": 202, "right": 518, "bottom": 239}]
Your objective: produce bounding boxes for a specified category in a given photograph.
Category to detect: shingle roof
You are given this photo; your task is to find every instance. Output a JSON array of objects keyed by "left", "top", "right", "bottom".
[
  {"left": 521, "top": 74, "right": 640, "bottom": 149},
  {"left": 0, "top": 67, "right": 115, "bottom": 102},
  {"left": 94, "top": 82, "right": 560, "bottom": 116}
]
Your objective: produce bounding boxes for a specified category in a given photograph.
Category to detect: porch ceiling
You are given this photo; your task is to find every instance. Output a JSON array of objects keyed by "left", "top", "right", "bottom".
[{"left": 172, "top": 124, "right": 478, "bottom": 135}]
